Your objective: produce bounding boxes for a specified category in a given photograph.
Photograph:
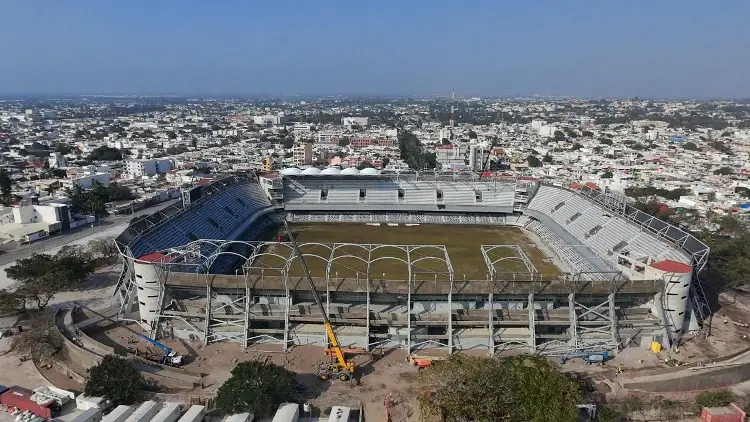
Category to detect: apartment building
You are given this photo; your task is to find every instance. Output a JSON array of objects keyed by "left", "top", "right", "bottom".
[
  {"left": 125, "top": 158, "right": 172, "bottom": 179},
  {"left": 293, "top": 142, "right": 313, "bottom": 166}
]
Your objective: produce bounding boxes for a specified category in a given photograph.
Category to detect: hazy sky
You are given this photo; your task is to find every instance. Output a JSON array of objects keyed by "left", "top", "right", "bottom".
[{"left": 1, "top": 1, "right": 749, "bottom": 98}]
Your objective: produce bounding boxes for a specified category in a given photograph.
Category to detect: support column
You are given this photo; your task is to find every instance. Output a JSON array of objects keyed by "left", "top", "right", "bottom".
[
  {"left": 488, "top": 293, "right": 494, "bottom": 356},
  {"left": 325, "top": 283, "right": 331, "bottom": 347},
  {"left": 284, "top": 290, "right": 291, "bottom": 351},
  {"left": 204, "top": 278, "right": 211, "bottom": 345},
  {"left": 569, "top": 293, "right": 577, "bottom": 350},
  {"left": 608, "top": 293, "right": 618, "bottom": 354},
  {"left": 447, "top": 288, "right": 453, "bottom": 354},
  {"left": 407, "top": 277, "right": 412, "bottom": 355},
  {"left": 365, "top": 281, "right": 371, "bottom": 352},
  {"left": 528, "top": 293, "right": 535, "bottom": 354},
  {"left": 243, "top": 283, "right": 250, "bottom": 348}
]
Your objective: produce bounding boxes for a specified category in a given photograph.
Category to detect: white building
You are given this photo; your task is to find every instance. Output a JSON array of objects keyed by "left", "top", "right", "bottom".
[
  {"left": 538, "top": 125, "right": 558, "bottom": 138},
  {"left": 69, "top": 173, "right": 111, "bottom": 189},
  {"left": 0, "top": 202, "right": 94, "bottom": 244},
  {"left": 253, "top": 115, "right": 281, "bottom": 126},
  {"left": 125, "top": 159, "right": 172, "bottom": 179},
  {"left": 342, "top": 117, "right": 369, "bottom": 128},
  {"left": 48, "top": 152, "right": 67, "bottom": 169}
]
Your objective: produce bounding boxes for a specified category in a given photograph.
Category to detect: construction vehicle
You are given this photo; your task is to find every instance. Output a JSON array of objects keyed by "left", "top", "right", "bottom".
[
  {"left": 134, "top": 334, "right": 184, "bottom": 367},
  {"left": 283, "top": 219, "right": 356, "bottom": 384},
  {"left": 408, "top": 355, "right": 447, "bottom": 369},
  {"left": 559, "top": 351, "right": 610, "bottom": 366},
  {"left": 73, "top": 302, "right": 185, "bottom": 367}
]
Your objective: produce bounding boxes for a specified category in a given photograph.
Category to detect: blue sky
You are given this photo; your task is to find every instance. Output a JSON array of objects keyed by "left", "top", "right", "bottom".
[{"left": 1, "top": 1, "right": 748, "bottom": 98}]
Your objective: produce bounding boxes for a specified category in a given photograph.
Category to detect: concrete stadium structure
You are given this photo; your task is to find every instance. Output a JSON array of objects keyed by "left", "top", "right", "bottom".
[{"left": 113, "top": 171, "right": 711, "bottom": 356}]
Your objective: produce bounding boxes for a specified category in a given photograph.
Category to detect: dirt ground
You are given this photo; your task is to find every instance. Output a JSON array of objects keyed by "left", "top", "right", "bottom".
[
  {"left": 256, "top": 223, "right": 561, "bottom": 281},
  {"left": 88, "top": 323, "right": 422, "bottom": 421}
]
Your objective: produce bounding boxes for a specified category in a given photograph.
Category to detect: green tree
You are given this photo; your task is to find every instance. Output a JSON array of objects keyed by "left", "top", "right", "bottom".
[
  {"left": 468, "top": 130, "right": 478, "bottom": 139},
  {"left": 526, "top": 155, "right": 542, "bottom": 167},
  {"left": 714, "top": 166, "right": 733, "bottom": 176},
  {"left": 0, "top": 289, "right": 24, "bottom": 315},
  {"left": 281, "top": 138, "right": 295, "bottom": 149},
  {"left": 398, "top": 131, "right": 436, "bottom": 170},
  {"left": 0, "top": 169, "right": 13, "bottom": 206},
  {"left": 682, "top": 142, "right": 699, "bottom": 151},
  {"left": 553, "top": 130, "right": 566, "bottom": 142},
  {"left": 356, "top": 161, "right": 374, "bottom": 170},
  {"left": 694, "top": 390, "right": 737, "bottom": 413},
  {"left": 86, "top": 146, "right": 123, "bottom": 161},
  {"left": 215, "top": 361, "right": 297, "bottom": 416},
  {"left": 581, "top": 130, "right": 594, "bottom": 137},
  {"left": 5, "top": 251, "right": 94, "bottom": 310},
  {"left": 599, "top": 138, "right": 613, "bottom": 146},
  {"left": 84, "top": 355, "right": 147, "bottom": 406},
  {"left": 601, "top": 171, "right": 613, "bottom": 178},
  {"left": 418, "top": 355, "right": 582, "bottom": 422},
  {"left": 542, "top": 152, "right": 552, "bottom": 163},
  {"left": 571, "top": 143, "right": 583, "bottom": 151}
]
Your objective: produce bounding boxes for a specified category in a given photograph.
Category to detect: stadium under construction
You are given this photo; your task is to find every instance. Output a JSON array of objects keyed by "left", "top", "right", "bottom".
[{"left": 113, "top": 171, "right": 711, "bottom": 357}]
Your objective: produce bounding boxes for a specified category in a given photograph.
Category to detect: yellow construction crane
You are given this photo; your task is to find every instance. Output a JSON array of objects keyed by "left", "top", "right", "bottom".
[{"left": 283, "top": 220, "right": 356, "bottom": 384}]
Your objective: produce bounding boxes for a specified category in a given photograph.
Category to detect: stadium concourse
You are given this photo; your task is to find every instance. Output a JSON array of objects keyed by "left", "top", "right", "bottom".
[{"left": 113, "top": 170, "right": 711, "bottom": 357}]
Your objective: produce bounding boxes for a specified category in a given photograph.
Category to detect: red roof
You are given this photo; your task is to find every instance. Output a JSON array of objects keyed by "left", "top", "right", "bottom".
[
  {"left": 569, "top": 183, "right": 582, "bottom": 190},
  {"left": 650, "top": 260, "right": 692, "bottom": 274},
  {"left": 137, "top": 252, "right": 172, "bottom": 263},
  {"left": 583, "top": 182, "right": 601, "bottom": 190},
  {"left": 518, "top": 176, "right": 537, "bottom": 181}
]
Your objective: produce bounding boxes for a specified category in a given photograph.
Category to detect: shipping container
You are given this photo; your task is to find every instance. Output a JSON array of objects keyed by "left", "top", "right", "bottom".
[
  {"left": 700, "top": 403, "right": 747, "bottom": 422},
  {"left": 72, "top": 407, "right": 103, "bottom": 422},
  {"left": 327, "top": 406, "right": 352, "bottom": 422},
  {"left": 76, "top": 395, "right": 109, "bottom": 411},
  {"left": 124, "top": 401, "right": 160, "bottom": 422},
  {"left": 0, "top": 387, "right": 57, "bottom": 419},
  {"left": 101, "top": 405, "right": 132, "bottom": 422},
  {"left": 271, "top": 402, "right": 299, "bottom": 422},
  {"left": 151, "top": 403, "right": 181, "bottom": 422},
  {"left": 225, "top": 412, "right": 254, "bottom": 422},
  {"left": 176, "top": 405, "right": 205, "bottom": 422}
]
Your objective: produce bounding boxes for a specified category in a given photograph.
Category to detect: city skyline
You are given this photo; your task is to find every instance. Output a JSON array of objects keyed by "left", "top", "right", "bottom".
[{"left": 1, "top": 1, "right": 749, "bottom": 98}]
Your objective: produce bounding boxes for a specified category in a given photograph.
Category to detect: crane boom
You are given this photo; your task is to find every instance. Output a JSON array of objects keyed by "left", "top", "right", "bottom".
[
  {"left": 136, "top": 333, "right": 173, "bottom": 356},
  {"left": 282, "top": 219, "right": 353, "bottom": 376}
]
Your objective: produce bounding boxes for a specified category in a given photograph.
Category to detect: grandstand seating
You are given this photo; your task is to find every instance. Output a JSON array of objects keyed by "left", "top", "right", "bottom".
[
  {"left": 526, "top": 185, "right": 691, "bottom": 269},
  {"left": 283, "top": 177, "right": 515, "bottom": 209},
  {"left": 127, "top": 181, "right": 273, "bottom": 265}
]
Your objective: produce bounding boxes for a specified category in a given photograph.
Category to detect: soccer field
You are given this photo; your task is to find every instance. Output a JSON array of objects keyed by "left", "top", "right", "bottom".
[{"left": 250, "top": 223, "right": 561, "bottom": 282}]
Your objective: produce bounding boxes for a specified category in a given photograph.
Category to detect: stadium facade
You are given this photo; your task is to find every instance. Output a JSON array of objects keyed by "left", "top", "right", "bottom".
[{"left": 114, "top": 170, "right": 710, "bottom": 356}]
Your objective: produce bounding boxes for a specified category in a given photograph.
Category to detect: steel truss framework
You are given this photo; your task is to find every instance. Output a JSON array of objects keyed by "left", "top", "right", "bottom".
[{"left": 115, "top": 238, "right": 660, "bottom": 357}]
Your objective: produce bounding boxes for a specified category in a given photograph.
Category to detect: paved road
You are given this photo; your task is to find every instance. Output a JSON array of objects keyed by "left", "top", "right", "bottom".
[{"left": 0, "top": 201, "right": 178, "bottom": 289}]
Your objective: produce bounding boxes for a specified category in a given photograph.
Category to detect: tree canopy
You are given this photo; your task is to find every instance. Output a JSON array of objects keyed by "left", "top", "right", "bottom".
[
  {"left": 4, "top": 248, "right": 95, "bottom": 310},
  {"left": 526, "top": 155, "right": 542, "bottom": 167},
  {"left": 86, "top": 146, "right": 123, "bottom": 161},
  {"left": 0, "top": 169, "right": 13, "bottom": 206},
  {"left": 66, "top": 181, "right": 134, "bottom": 215},
  {"left": 84, "top": 355, "right": 147, "bottom": 406},
  {"left": 682, "top": 142, "right": 699, "bottom": 151},
  {"left": 714, "top": 166, "right": 733, "bottom": 176},
  {"left": 215, "top": 361, "right": 297, "bottom": 417},
  {"left": 418, "top": 355, "right": 583, "bottom": 422},
  {"left": 398, "top": 131, "right": 437, "bottom": 170}
]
